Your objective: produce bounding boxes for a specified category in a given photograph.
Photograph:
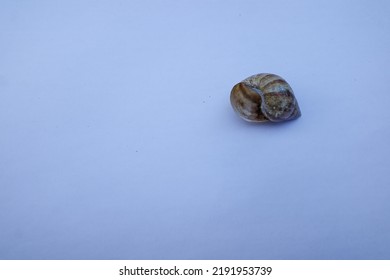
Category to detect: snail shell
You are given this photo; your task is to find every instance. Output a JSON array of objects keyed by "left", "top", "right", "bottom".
[{"left": 230, "top": 73, "right": 301, "bottom": 122}]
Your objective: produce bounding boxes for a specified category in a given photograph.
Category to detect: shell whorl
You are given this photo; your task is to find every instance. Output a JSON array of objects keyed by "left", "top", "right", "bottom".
[{"left": 230, "top": 73, "right": 301, "bottom": 122}]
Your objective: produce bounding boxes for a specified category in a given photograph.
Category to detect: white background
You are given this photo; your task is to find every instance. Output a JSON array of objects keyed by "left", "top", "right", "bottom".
[
  {"left": 1, "top": 0, "right": 389, "bottom": 259},
  {"left": 1, "top": 260, "right": 390, "bottom": 280}
]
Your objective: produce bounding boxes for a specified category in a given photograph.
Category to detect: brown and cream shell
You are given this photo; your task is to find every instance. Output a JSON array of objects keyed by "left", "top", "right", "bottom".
[{"left": 230, "top": 73, "right": 301, "bottom": 122}]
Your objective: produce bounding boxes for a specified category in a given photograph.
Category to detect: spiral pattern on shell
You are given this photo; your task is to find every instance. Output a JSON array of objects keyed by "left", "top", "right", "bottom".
[{"left": 230, "top": 73, "right": 301, "bottom": 123}]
